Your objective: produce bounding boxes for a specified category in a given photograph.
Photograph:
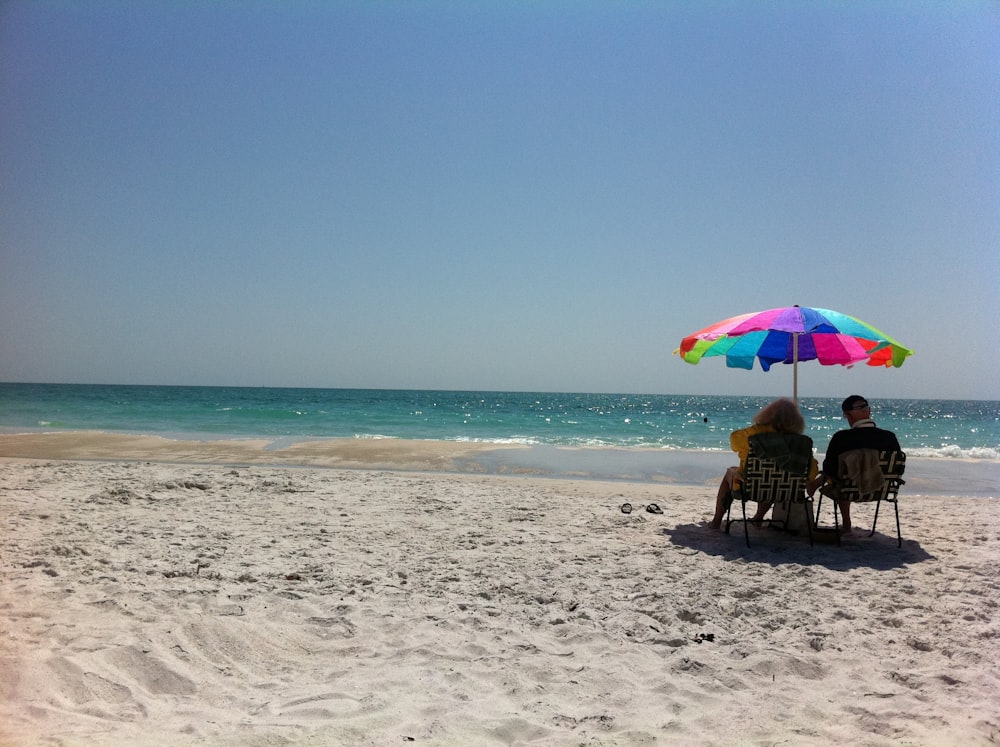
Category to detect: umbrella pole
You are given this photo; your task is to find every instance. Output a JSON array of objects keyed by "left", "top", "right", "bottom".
[{"left": 793, "top": 332, "right": 799, "bottom": 404}]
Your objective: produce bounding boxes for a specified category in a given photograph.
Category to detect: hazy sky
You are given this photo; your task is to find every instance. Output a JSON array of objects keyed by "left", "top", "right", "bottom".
[{"left": 2, "top": 2, "right": 998, "bottom": 399}]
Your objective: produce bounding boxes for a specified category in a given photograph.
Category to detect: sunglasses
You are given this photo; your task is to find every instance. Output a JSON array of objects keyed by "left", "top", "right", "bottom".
[{"left": 846, "top": 402, "right": 870, "bottom": 411}]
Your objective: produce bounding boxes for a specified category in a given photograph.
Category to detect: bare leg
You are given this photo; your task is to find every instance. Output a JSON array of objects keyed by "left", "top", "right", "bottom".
[
  {"left": 838, "top": 499, "right": 852, "bottom": 534},
  {"left": 710, "top": 467, "right": 740, "bottom": 529},
  {"left": 750, "top": 501, "right": 773, "bottom": 523},
  {"left": 710, "top": 477, "right": 730, "bottom": 529}
]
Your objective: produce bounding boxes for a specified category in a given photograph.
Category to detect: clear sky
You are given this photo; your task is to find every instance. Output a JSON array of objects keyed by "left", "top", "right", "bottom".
[{"left": 1, "top": 1, "right": 998, "bottom": 399}]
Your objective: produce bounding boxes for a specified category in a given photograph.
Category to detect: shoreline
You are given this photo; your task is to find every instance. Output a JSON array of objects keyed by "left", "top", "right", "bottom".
[{"left": 1, "top": 430, "right": 997, "bottom": 497}]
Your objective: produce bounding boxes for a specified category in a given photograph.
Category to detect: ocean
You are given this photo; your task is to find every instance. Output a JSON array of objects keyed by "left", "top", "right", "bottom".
[{"left": 2, "top": 383, "right": 998, "bottom": 495}]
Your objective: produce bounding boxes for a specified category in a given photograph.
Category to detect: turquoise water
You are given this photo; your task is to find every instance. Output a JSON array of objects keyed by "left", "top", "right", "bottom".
[
  {"left": 1, "top": 383, "right": 996, "bottom": 460},
  {"left": 3, "top": 384, "right": 997, "bottom": 495}
]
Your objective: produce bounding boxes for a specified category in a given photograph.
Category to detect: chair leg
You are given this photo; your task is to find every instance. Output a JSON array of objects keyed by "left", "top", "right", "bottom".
[
  {"left": 893, "top": 499, "right": 902, "bottom": 548},
  {"left": 723, "top": 497, "right": 754, "bottom": 547},
  {"left": 814, "top": 494, "right": 824, "bottom": 527},
  {"left": 741, "top": 500, "right": 750, "bottom": 547},
  {"left": 832, "top": 501, "right": 841, "bottom": 546},
  {"left": 803, "top": 498, "right": 814, "bottom": 547},
  {"left": 870, "top": 498, "right": 902, "bottom": 548}
]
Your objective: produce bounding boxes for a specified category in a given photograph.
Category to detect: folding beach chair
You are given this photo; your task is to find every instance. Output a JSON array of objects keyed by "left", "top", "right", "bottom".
[
  {"left": 815, "top": 450, "right": 906, "bottom": 547},
  {"left": 725, "top": 432, "right": 814, "bottom": 548}
]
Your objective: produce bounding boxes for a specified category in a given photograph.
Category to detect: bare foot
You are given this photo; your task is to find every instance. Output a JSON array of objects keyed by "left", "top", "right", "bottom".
[{"left": 708, "top": 520, "right": 722, "bottom": 531}]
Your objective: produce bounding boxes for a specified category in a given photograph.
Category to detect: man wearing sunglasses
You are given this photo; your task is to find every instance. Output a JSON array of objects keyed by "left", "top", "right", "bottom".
[{"left": 807, "top": 395, "right": 901, "bottom": 533}]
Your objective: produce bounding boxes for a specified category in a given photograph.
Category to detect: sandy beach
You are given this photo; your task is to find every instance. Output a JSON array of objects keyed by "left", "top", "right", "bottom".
[{"left": 1, "top": 435, "right": 998, "bottom": 746}]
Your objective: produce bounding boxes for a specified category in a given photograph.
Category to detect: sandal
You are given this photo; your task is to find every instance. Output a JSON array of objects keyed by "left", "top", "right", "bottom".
[
  {"left": 620, "top": 502, "right": 633, "bottom": 514},
  {"left": 646, "top": 503, "right": 663, "bottom": 514}
]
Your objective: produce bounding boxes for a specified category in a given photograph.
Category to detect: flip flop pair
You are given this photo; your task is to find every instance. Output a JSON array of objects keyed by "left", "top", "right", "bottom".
[{"left": 620, "top": 502, "right": 663, "bottom": 515}]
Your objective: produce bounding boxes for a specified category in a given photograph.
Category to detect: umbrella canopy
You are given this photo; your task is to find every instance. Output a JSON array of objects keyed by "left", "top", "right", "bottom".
[{"left": 675, "top": 306, "right": 912, "bottom": 400}]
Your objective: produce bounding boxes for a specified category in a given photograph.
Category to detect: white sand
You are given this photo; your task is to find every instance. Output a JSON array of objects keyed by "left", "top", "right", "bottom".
[{"left": 1, "top": 436, "right": 998, "bottom": 746}]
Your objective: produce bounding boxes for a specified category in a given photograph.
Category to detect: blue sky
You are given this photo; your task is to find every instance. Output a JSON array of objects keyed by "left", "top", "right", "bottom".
[{"left": 1, "top": 1, "right": 998, "bottom": 399}]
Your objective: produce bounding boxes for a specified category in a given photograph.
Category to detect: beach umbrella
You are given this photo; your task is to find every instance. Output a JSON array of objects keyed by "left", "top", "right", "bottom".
[{"left": 674, "top": 306, "right": 912, "bottom": 402}]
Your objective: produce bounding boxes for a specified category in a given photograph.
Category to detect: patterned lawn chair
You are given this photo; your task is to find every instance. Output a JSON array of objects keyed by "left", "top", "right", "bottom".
[
  {"left": 815, "top": 449, "right": 906, "bottom": 547},
  {"left": 725, "top": 432, "right": 814, "bottom": 548}
]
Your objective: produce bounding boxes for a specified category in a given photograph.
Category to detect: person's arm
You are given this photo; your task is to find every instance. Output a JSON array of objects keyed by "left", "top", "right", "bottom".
[{"left": 730, "top": 426, "right": 750, "bottom": 456}]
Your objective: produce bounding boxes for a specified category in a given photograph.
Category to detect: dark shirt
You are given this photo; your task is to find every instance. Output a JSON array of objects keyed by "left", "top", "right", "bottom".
[{"left": 821, "top": 419, "right": 901, "bottom": 477}]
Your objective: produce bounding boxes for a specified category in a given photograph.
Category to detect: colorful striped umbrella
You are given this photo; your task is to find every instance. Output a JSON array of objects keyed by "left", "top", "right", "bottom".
[{"left": 675, "top": 306, "right": 912, "bottom": 401}]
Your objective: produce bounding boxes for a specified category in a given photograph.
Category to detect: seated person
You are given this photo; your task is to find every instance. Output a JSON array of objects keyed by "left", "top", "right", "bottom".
[
  {"left": 709, "top": 398, "right": 818, "bottom": 529},
  {"left": 806, "top": 395, "right": 901, "bottom": 533}
]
